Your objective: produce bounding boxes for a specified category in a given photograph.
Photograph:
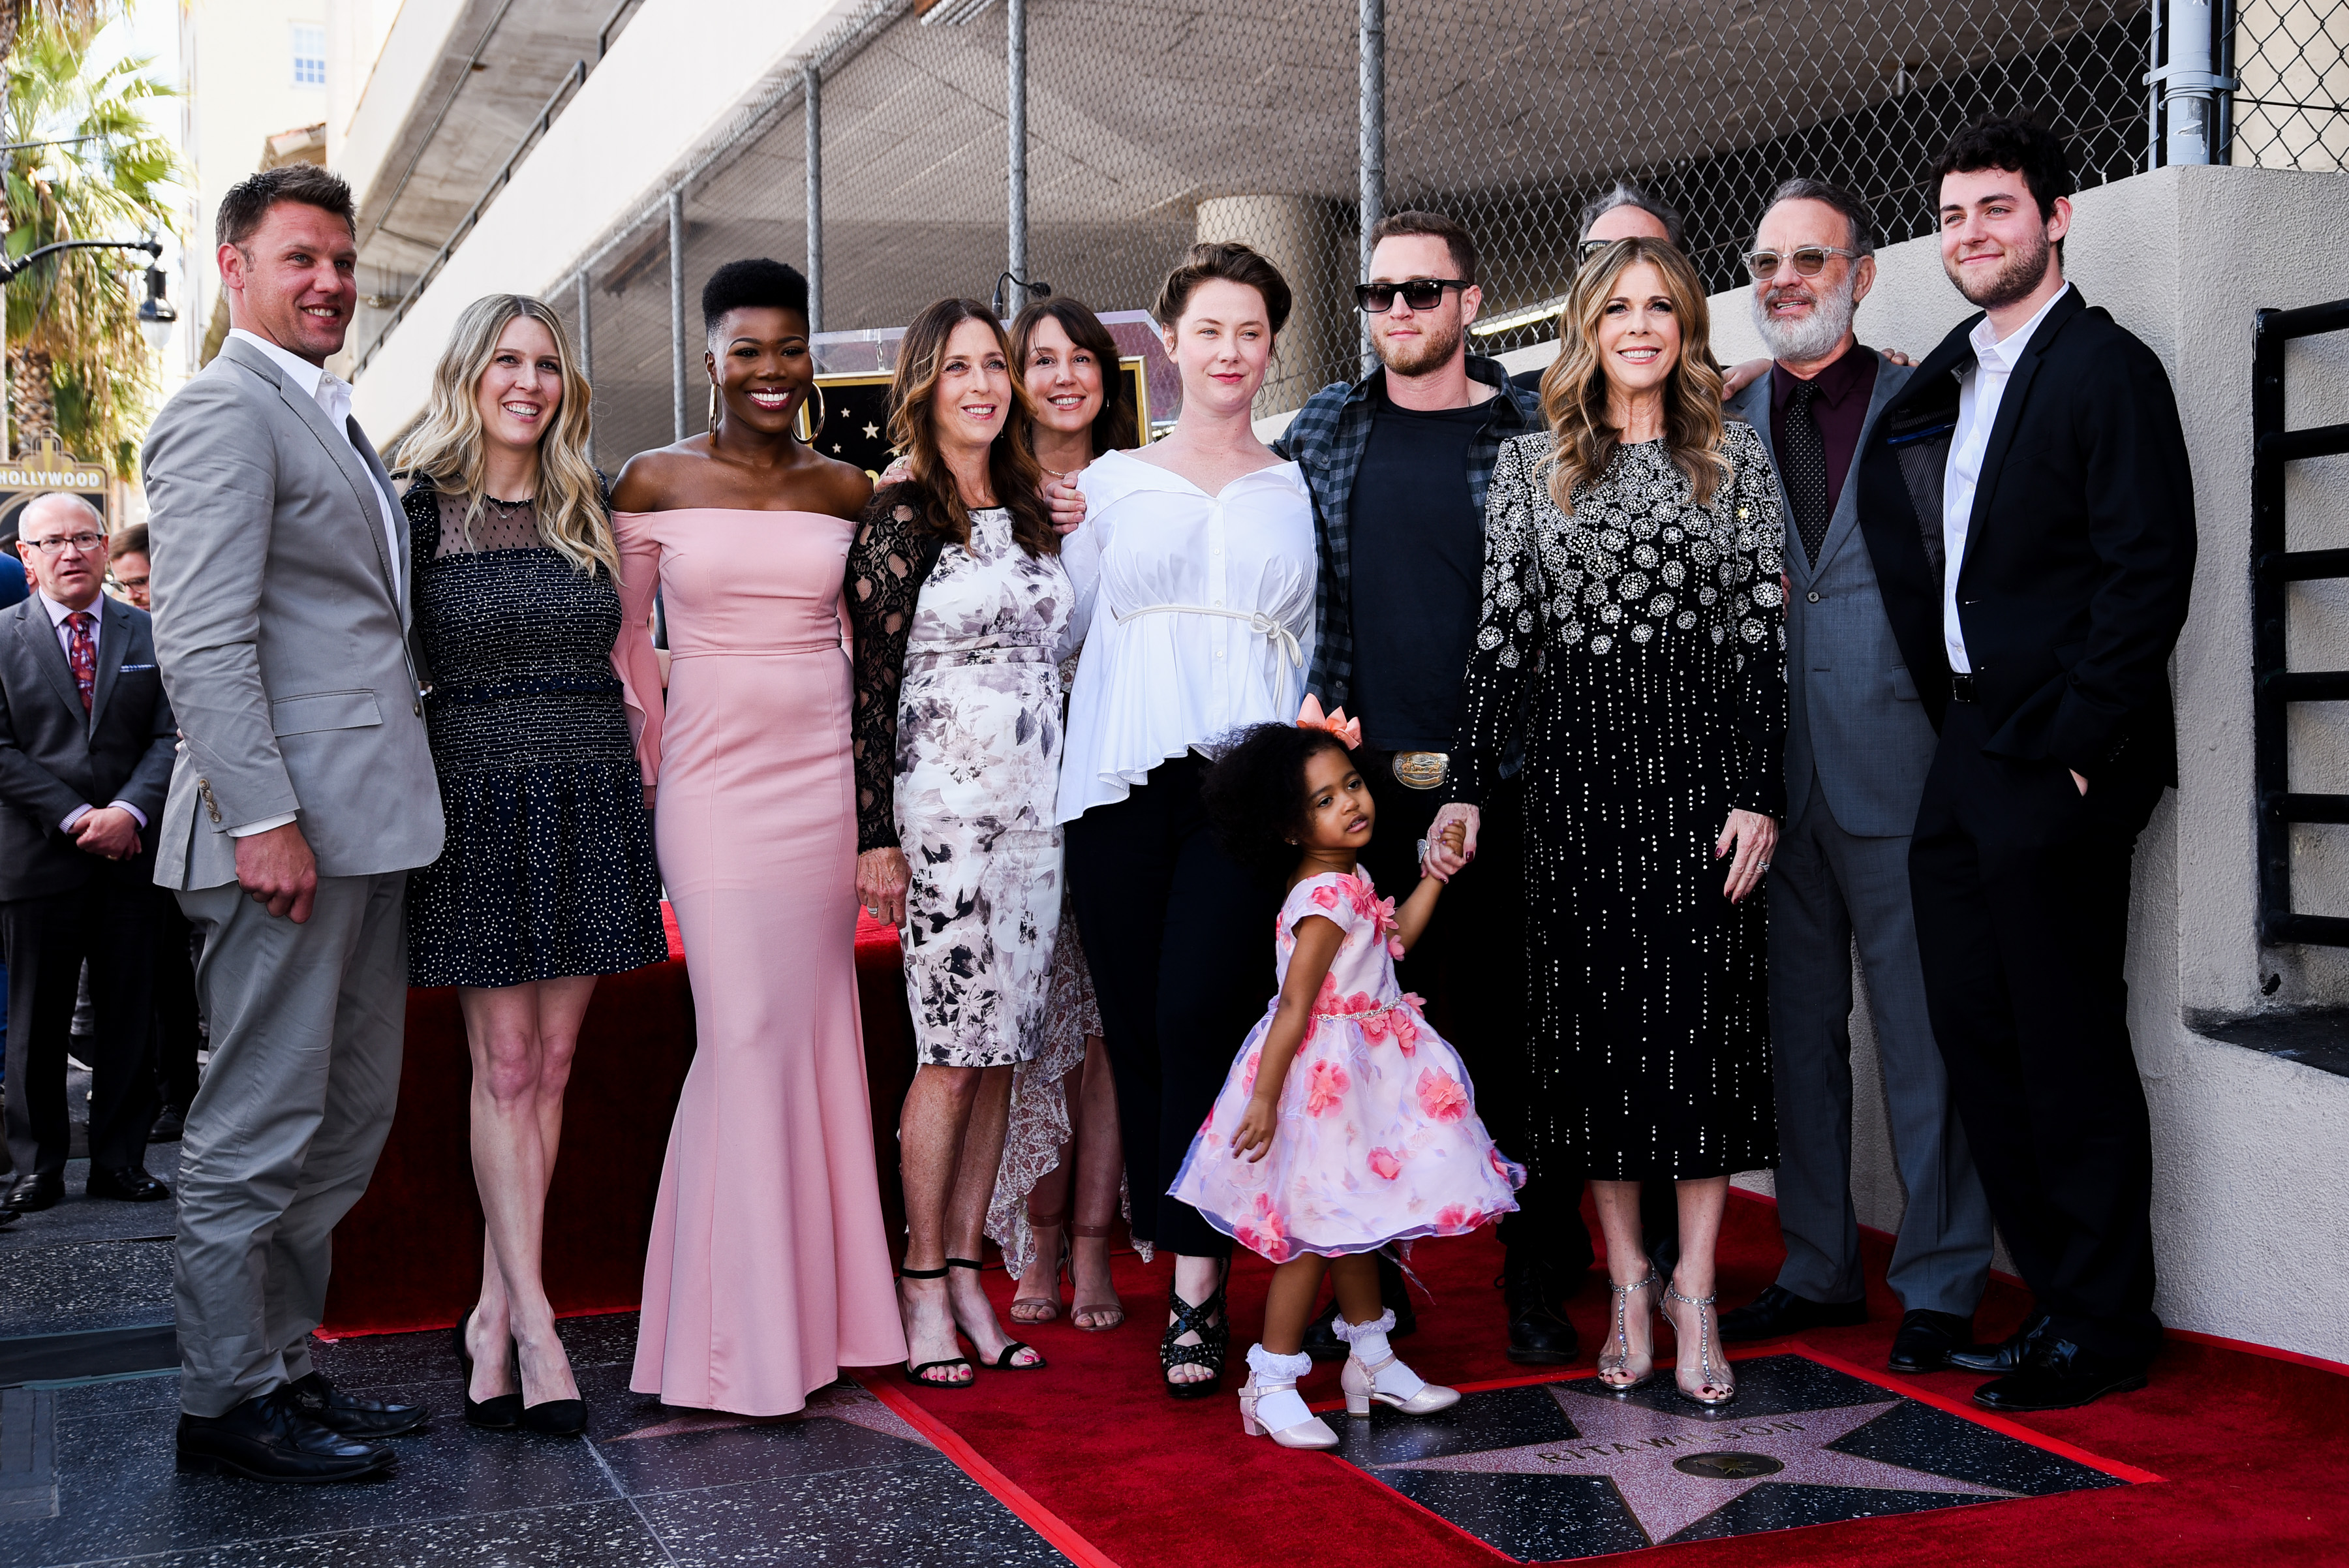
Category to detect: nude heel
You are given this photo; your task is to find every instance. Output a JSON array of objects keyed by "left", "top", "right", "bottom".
[
  {"left": 1237, "top": 1344, "right": 1340, "bottom": 1450},
  {"left": 1334, "top": 1309, "right": 1460, "bottom": 1418}
]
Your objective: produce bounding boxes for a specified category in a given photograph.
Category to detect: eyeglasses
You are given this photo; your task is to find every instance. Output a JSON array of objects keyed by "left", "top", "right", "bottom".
[
  {"left": 1742, "top": 246, "right": 1860, "bottom": 280},
  {"left": 1355, "top": 279, "right": 1470, "bottom": 314},
  {"left": 22, "top": 531, "right": 105, "bottom": 556}
]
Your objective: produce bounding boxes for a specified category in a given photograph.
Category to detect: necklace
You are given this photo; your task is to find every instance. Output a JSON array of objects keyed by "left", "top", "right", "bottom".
[{"left": 482, "top": 493, "right": 534, "bottom": 513}]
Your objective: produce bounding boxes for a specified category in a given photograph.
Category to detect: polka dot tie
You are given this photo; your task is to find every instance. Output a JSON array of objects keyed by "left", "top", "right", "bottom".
[{"left": 1782, "top": 379, "right": 1832, "bottom": 568}]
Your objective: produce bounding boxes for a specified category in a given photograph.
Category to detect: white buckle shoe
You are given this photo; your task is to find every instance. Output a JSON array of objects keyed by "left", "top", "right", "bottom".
[
  {"left": 1238, "top": 1344, "right": 1340, "bottom": 1449},
  {"left": 1341, "top": 1347, "right": 1460, "bottom": 1417}
]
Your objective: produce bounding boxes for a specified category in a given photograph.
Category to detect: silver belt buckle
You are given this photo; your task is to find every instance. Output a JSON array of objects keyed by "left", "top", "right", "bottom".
[{"left": 1392, "top": 750, "right": 1449, "bottom": 790}]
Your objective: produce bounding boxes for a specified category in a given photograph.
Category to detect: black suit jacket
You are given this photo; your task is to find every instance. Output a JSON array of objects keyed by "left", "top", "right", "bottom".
[
  {"left": 0, "top": 593, "right": 177, "bottom": 900},
  {"left": 1852, "top": 286, "right": 2196, "bottom": 810}
]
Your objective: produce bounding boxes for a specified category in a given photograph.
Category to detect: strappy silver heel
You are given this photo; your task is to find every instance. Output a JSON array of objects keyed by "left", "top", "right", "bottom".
[
  {"left": 1663, "top": 1280, "right": 1736, "bottom": 1407},
  {"left": 1597, "top": 1269, "right": 1660, "bottom": 1393}
]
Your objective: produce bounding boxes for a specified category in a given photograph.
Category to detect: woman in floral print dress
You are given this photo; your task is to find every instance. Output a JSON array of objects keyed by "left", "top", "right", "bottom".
[{"left": 848, "top": 299, "right": 1084, "bottom": 1387}]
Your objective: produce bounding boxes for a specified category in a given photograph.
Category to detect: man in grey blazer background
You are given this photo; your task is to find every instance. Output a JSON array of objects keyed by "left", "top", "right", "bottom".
[
  {"left": 1717, "top": 179, "right": 1995, "bottom": 1373},
  {"left": 145, "top": 164, "right": 444, "bottom": 1482}
]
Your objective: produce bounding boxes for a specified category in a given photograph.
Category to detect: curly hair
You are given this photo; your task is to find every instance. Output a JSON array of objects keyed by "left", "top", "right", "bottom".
[{"left": 1201, "top": 723, "right": 1355, "bottom": 880}]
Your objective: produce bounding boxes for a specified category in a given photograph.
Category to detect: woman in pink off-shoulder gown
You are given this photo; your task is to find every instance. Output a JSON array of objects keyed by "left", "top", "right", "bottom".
[{"left": 609, "top": 258, "right": 905, "bottom": 1415}]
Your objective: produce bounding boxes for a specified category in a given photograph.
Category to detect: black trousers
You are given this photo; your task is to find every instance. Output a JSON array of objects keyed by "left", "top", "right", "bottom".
[
  {"left": 1358, "top": 760, "right": 1675, "bottom": 1278},
  {"left": 1065, "top": 754, "right": 1280, "bottom": 1259},
  {"left": 2, "top": 878, "right": 159, "bottom": 1177},
  {"left": 151, "top": 892, "right": 202, "bottom": 1112},
  {"left": 1909, "top": 703, "right": 2161, "bottom": 1363}
]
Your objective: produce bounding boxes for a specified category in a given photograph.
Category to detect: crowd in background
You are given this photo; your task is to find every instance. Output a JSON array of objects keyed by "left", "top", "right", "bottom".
[{"left": 0, "top": 109, "right": 2195, "bottom": 1484}]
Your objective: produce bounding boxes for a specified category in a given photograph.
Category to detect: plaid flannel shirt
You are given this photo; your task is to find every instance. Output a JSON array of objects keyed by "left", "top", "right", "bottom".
[{"left": 1273, "top": 354, "right": 1544, "bottom": 709}]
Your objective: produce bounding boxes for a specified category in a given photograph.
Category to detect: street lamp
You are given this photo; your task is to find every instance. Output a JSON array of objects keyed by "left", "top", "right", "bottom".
[{"left": 0, "top": 237, "right": 168, "bottom": 460}]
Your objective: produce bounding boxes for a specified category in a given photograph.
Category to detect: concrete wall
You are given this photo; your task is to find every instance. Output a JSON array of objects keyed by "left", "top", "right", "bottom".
[
  {"left": 183, "top": 0, "right": 331, "bottom": 339},
  {"left": 1507, "top": 165, "right": 2349, "bottom": 1359}
]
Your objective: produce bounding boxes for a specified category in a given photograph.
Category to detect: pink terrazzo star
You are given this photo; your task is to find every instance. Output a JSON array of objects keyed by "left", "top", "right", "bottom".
[{"left": 1378, "top": 1383, "right": 2016, "bottom": 1545}]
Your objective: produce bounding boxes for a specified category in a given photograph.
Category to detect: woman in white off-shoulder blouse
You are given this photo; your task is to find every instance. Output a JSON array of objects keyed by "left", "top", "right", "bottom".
[{"left": 1056, "top": 241, "right": 1315, "bottom": 1401}]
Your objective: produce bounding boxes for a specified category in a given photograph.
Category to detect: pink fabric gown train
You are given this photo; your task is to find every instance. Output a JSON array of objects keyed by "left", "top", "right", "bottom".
[{"left": 613, "top": 506, "right": 908, "bottom": 1415}]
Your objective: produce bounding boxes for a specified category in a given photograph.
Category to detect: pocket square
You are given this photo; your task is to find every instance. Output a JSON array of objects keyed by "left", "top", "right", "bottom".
[{"left": 117, "top": 663, "right": 157, "bottom": 672}]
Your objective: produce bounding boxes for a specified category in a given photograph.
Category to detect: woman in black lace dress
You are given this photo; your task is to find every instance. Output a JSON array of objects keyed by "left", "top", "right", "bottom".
[
  {"left": 397, "top": 294, "right": 667, "bottom": 1436},
  {"left": 1437, "top": 239, "right": 1786, "bottom": 1408}
]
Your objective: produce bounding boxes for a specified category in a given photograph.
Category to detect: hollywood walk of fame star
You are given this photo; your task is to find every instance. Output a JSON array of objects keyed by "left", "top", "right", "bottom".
[
  {"left": 607, "top": 1379, "right": 929, "bottom": 1447},
  {"left": 1376, "top": 1383, "right": 2016, "bottom": 1546}
]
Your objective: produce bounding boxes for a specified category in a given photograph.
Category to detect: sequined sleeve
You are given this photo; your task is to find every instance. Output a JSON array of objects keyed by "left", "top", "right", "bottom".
[
  {"left": 1451, "top": 435, "right": 1548, "bottom": 807},
  {"left": 1725, "top": 424, "right": 1789, "bottom": 816},
  {"left": 845, "top": 484, "right": 942, "bottom": 853}
]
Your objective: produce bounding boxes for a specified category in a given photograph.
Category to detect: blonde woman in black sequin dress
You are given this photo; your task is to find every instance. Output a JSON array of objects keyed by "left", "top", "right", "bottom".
[
  {"left": 395, "top": 295, "right": 668, "bottom": 1436},
  {"left": 1435, "top": 239, "right": 1787, "bottom": 1408}
]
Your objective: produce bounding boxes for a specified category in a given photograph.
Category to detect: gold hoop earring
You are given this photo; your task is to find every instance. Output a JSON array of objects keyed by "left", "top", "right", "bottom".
[
  {"left": 805, "top": 381, "right": 827, "bottom": 442},
  {"left": 707, "top": 382, "right": 718, "bottom": 433}
]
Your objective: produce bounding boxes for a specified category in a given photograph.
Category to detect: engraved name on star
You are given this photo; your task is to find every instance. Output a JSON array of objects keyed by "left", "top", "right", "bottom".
[{"left": 1376, "top": 1383, "right": 2016, "bottom": 1545}]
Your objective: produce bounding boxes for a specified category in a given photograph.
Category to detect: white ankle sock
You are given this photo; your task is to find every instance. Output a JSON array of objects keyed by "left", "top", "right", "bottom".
[
  {"left": 1246, "top": 1343, "right": 1314, "bottom": 1431},
  {"left": 1334, "top": 1309, "right": 1424, "bottom": 1396}
]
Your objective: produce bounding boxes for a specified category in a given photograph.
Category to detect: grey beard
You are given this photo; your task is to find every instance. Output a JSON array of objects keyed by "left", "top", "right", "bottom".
[{"left": 1751, "top": 273, "right": 1858, "bottom": 364}]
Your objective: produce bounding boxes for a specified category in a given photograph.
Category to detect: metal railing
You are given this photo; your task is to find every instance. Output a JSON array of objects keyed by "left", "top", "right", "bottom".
[{"left": 2251, "top": 293, "right": 2349, "bottom": 945}]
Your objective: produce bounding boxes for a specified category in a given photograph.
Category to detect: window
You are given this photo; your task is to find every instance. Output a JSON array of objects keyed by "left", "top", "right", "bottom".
[{"left": 292, "top": 24, "right": 325, "bottom": 87}]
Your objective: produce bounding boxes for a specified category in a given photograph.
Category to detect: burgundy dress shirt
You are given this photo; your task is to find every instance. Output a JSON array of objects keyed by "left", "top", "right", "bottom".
[{"left": 1769, "top": 341, "right": 1879, "bottom": 517}]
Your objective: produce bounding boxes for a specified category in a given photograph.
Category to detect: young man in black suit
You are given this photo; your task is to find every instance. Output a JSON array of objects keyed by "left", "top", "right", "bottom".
[
  {"left": 1, "top": 494, "right": 179, "bottom": 1214},
  {"left": 1853, "top": 118, "right": 2195, "bottom": 1413}
]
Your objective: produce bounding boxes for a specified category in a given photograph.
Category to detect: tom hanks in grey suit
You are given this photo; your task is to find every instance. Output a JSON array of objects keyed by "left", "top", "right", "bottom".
[
  {"left": 1718, "top": 181, "right": 1994, "bottom": 1372},
  {"left": 145, "top": 165, "right": 444, "bottom": 1482}
]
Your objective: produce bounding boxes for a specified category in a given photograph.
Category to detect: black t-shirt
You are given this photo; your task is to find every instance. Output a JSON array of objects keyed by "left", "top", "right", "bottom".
[{"left": 1347, "top": 378, "right": 1494, "bottom": 751}]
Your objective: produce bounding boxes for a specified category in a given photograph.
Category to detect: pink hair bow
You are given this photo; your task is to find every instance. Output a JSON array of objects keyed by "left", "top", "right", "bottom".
[{"left": 1297, "top": 694, "right": 1362, "bottom": 749}]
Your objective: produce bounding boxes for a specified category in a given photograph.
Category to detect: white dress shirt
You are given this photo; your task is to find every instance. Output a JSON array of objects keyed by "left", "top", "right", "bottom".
[
  {"left": 224, "top": 328, "right": 405, "bottom": 839},
  {"left": 226, "top": 328, "right": 404, "bottom": 591},
  {"left": 1056, "top": 449, "right": 1317, "bottom": 822},
  {"left": 1941, "top": 284, "right": 2069, "bottom": 673},
  {"left": 36, "top": 590, "right": 146, "bottom": 833}
]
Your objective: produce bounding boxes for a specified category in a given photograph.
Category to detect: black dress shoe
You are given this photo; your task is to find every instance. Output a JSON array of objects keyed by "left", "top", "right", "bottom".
[
  {"left": 1973, "top": 1338, "right": 2149, "bottom": 1413},
  {"left": 284, "top": 1372, "right": 428, "bottom": 1438},
  {"left": 521, "top": 1398, "right": 587, "bottom": 1437},
  {"left": 1502, "top": 1248, "right": 1581, "bottom": 1366},
  {"left": 3, "top": 1173, "right": 62, "bottom": 1214},
  {"left": 1302, "top": 1253, "right": 1417, "bottom": 1362},
  {"left": 150, "top": 1105, "right": 189, "bottom": 1143},
  {"left": 1947, "top": 1310, "right": 2050, "bottom": 1374},
  {"left": 1717, "top": 1283, "right": 1868, "bottom": 1343},
  {"left": 86, "top": 1165, "right": 170, "bottom": 1202},
  {"left": 176, "top": 1391, "right": 394, "bottom": 1483},
  {"left": 1888, "top": 1308, "right": 1978, "bottom": 1372}
]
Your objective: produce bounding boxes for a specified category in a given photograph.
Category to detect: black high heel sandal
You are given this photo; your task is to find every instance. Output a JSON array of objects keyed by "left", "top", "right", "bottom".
[
  {"left": 1161, "top": 1278, "right": 1229, "bottom": 1400},
  {"left": 898, "top": 1265, "right": 975, "bottom": 1389},
  {"left": 453, "top": 1308, "right": 521, "bottom": 1430},
  {"left": 946, "top": 1257, "right": 1045, "bottom": 1370}
]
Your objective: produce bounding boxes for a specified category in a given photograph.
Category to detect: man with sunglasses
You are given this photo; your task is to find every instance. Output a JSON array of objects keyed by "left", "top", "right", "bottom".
[
  {"left": 1714, "top": 179, "right": 1996, "bottom": 1376},
  {"left": 1273, "top": 210, "right": 1584, "bottom": 1368}
]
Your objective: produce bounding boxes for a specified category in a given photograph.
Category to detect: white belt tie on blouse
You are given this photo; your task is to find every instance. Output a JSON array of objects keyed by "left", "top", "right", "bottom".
[{"left": 1113, "top": 604, "right": 1304, "bottom": 668}]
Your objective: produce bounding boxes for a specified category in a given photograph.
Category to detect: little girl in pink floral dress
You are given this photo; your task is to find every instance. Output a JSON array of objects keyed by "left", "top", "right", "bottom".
[{"left": 1173, "top": 703, "right": 1523, "bottom": 1451}]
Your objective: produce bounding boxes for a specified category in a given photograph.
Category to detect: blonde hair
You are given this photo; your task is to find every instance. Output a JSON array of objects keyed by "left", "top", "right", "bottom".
[
  {"left": 394, "top": 294, "right": 617, "bottom": 578},
  {"left": 1536, "top": 237, "right": 1729, "bottom": 515}
]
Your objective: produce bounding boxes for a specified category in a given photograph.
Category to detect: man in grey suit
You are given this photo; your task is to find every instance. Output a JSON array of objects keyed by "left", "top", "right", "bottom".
[
  {"left": 146, "top": 164, "right": 444, "bottom": 1482},
  {"left": 1717, "top": 180, "right": 1995, "bottom": 1372},
  {"left": 1, "top": 494, "right": 176, "bottom": 1213}
]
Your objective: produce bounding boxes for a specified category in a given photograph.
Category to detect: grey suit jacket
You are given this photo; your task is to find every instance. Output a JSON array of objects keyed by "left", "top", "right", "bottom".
[
  {"left": 1730, "top": 356, "right": 1935, "bottom": 836},
  {"left": 0, "top": 594, "right": 176, "bottom": 899},
  {"left": 142, "top": 335, "right": 444, "bottom": 891}
]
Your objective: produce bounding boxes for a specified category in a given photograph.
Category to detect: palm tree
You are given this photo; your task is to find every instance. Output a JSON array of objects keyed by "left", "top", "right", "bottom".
[{"left": 3, "top": 4, "right": 178, "bottom": 473}]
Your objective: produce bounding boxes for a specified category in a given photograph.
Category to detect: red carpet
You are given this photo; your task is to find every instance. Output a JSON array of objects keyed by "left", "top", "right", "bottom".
[{"left": 868, "top": 1190, "right": 2346, "bottom": 1567}]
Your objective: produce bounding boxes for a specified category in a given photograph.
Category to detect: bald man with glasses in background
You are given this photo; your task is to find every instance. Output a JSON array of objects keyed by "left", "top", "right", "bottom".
[{"left": 0, "top": 494, "right": 177, "bottom": 1217}]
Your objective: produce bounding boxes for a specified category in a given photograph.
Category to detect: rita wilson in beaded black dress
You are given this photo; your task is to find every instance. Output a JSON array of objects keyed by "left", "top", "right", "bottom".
[
  {"left": 1451, "top": 423, "right": 1787, "bottom": 1185},
  {"left": 403, "top": 480, "right": 668, "bottom": 989}
]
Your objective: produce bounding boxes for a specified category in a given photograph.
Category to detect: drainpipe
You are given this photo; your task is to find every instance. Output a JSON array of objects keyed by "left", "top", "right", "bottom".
[
  {"left": 1007, "top": 0, "right": 1027, "bottom": 286},
  {"left": 2150, "top": 0, "right": 2234, "bottom": 166}
]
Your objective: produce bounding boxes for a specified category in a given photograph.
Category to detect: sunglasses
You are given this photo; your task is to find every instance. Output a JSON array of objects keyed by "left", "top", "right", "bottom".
[
  {"left": 1742, "top": 245, "right": 1860, "bottom": 280},
  {"left": 1355, "top": 279, "right": 1471, "bottom": 314}
]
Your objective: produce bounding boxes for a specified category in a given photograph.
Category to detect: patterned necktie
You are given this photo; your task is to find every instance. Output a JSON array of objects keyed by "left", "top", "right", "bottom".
[
  {"left": 65, "top": 611, "right": 95, "bottom": 711},
  {"left": 1781, "top": 378, "right": 1833, "bottom": 568}
]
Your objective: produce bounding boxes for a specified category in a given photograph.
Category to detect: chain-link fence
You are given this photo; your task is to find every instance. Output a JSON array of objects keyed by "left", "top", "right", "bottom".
[{"left": 536, "top": 0, "right": 2345, "bottom": 472}]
